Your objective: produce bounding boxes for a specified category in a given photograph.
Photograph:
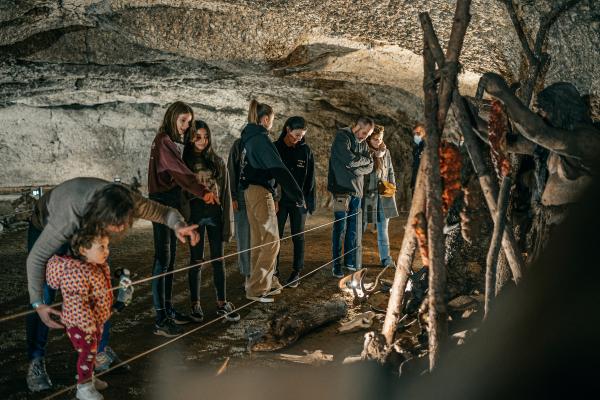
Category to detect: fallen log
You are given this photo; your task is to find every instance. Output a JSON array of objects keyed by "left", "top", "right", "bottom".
[{"left": 247, "top": 300, "right": 347, "bottom": 352}]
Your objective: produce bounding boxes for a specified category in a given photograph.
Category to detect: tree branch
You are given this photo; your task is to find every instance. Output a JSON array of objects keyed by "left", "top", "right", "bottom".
[
  {"left": 423, "top": 41, "right": 447, "bottom": 371},
  {"left": 500, "top": 0, "right": 536, "bottom": 66}
]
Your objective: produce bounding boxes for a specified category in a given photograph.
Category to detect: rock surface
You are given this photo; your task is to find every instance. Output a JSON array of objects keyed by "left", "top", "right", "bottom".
[{"left": 0, "top": 0, "right": 598, "bottom": 209}]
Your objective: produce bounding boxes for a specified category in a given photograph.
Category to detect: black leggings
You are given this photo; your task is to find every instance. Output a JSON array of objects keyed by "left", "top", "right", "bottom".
[
  {"left": 188, "top": 205, "right": 225, "bottom": 303},
  {"left": 149, "top": 189, "right": 180, "bottom": 319},
  {"left": 276, "top": 202, "right": 307, "bottom": 274}
]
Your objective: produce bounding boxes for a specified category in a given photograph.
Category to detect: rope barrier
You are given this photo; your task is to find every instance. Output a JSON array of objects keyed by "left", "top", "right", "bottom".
[
  {"left": 0, "top": 211, "right": 360, "bottom": 323},
  {"left": 42, "top": 247, "right": 359, "bottom": 400},
  {"left": 0, "top": 209, "right": 32, "bottom": 220}
]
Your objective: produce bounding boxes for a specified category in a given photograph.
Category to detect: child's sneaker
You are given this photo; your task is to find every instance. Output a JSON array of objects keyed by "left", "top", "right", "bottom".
[
  {"left": 76, "top": 381, "right": 103, "bottom": 400},
  {"left": 190, "top": 302, "right": 204, "bottom": 323},
  {"left": 216, "top": 302, "right": 241, "bottom": 322}
]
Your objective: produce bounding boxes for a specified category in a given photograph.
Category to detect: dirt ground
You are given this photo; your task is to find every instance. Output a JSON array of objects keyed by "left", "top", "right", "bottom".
[{"left": 0, "top": 210, "right": 412, "bottom": 399}]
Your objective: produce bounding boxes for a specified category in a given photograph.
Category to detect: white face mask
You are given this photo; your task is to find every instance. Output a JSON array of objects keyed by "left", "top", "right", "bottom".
[{"left": 413, "top": 135, "right": 422, "bottom": 145}]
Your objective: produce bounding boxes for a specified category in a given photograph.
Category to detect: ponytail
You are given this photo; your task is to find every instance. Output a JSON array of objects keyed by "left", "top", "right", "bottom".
[{"left": 247, "top": 99, "right": 273, "bottom": 124}]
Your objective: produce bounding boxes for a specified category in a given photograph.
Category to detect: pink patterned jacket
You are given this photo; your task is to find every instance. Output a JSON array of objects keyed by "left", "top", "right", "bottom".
[{"left": 46, "top": 255, "right": 113, "bottom": 333}]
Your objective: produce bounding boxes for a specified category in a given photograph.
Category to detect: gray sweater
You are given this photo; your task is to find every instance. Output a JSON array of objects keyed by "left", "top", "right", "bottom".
[
  {"left": 327, "top": 128, "right": 373, "bottom": 197},
  {"left": 27, "top": 177, "right": 185, "bottom": 304}
]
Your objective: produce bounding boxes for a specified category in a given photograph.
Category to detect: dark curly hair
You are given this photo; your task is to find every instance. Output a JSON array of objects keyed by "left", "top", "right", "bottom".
[
  {"left": 78, "top": 183, "right": 135, "bottom": 238},
  {"left": 70, "top": 230, "right": 107, "bottom": 260}
]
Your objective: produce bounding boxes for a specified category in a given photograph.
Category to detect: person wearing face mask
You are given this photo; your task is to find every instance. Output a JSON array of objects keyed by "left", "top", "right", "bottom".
[
  {"left": 411, "top": 122, "right": 426, "bottom": 191},
  {"left": 327, "top": 116, "right": 374, "bottom": 278},
  {"left": 240, "top": 100, "right": 305, "bottom": 303},
  {"left": 273, "top": 116, "right": 316, "bottom": 288}
]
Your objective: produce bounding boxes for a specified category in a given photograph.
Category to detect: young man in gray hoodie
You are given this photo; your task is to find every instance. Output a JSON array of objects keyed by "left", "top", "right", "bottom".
[{"left": 327, "top": 117, "right": 374, "bottom": 277}]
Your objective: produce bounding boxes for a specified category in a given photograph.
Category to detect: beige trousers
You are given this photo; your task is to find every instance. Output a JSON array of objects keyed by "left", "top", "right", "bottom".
[{"left": 244, "top": 185, "right": 282, "bottom": 297}]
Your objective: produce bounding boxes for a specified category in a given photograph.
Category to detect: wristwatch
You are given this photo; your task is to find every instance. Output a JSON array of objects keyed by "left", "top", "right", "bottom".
[{"left": 31, "top": 301, "right": 44, "bottom": 309}]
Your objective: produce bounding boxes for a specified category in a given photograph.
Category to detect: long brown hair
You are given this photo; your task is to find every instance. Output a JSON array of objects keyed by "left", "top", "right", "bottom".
[
  {"left": 247, "top": 99, "right": 273, "bottom": 125},
  {"left": 184, "top": 120, "right": 221, "bottom": 179},
  {"left": 368, "top": 124, "right": 385, "bottom": 174},
  {"left": 159, "top": 101, "right": 194, "bottom": 142}
]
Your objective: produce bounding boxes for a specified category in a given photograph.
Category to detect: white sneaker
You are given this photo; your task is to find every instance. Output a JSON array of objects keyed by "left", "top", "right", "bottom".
[
  {"left": 74, "top": 375, "right": 108, "bottom": 391},
  {"left": 246, "top": 295, "right": 275, "bottom": 303},
  {"left": 76, "top": 381, "right": 104, "bottom": 400}
]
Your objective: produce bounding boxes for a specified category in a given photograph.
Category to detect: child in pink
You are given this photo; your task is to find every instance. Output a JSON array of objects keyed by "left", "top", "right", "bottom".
[{"left": 46, "top": 234, "right": 112, "bottom": 400}]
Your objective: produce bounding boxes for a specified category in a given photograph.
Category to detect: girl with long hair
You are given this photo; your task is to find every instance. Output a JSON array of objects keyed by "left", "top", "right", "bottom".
[
  {"left": 240, "top": 99, "right": 304, "bottom": 302},
  {"left": 273, "top": 116, "right": 316, "bottom": 287},
  {"left": 362, "top": 125, "right": 398, "bottom": 267},
  {"left": 182, "top": 120, "right": 239, "bottom": 322},
  {"left": 147, "top": 101, "right": 217, "bottom": 337}
]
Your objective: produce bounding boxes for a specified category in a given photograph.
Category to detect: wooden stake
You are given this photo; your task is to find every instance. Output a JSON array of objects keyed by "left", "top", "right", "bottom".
[
  {"left": 380, "top": 152, "right": 427, "bottom": 346},
  {"left": 484, "top": 175, "right": 512, "bottom": 318},
  {"left": 423, "top": 41, "right": 447, "bottom": 371}
]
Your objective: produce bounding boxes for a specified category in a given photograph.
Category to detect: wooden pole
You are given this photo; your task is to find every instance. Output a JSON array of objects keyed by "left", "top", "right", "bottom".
[
  {"left": 422, "top": 41, "right": 447, "bottom": 371},
  {"left": 484, "top": 175, "right": 512, "bottom": 317},
  {"left": 381, "top": 155, "right": 427, "bottom": 346}
]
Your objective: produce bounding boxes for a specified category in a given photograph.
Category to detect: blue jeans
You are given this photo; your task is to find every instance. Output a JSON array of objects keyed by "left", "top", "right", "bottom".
[
  {"left": 332, "top": 195, "right": 362, "bottom": 269},
  {"left": 25, "top": 222, "right": 110, "bottom": 361},
  {"left": 234, "top": 194, "right": 251, "bottom": 277},
  {"left": 363, "top": 196, "right": 392, "bottom": 266}
]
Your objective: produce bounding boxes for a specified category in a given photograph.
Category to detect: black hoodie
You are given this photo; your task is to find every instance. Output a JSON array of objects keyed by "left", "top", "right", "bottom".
[
  {"left": 239, "top": 123, "right": 304, "bottom": 206},
  {"left": 274, "top": 130, "right": 316, "bottom": 213}
]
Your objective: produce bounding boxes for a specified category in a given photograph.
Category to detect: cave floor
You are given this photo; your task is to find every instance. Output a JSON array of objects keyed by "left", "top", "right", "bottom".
[{"left": 0, "top": 210, "right": 409, "bottom": 399}]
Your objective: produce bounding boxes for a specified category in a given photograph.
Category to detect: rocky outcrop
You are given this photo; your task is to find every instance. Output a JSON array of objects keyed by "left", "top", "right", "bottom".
[{"left": 0, "top": 0, "right": 598, "bottom": 209}]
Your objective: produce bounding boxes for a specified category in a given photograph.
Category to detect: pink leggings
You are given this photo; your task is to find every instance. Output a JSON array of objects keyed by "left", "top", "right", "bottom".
[{"left": 66, "top": 326, "right": 102, "bottom": 383}]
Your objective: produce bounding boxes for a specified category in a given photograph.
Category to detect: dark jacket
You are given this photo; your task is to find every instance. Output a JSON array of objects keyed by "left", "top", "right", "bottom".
[
  {"left": 274, "top": 131, "right": 317, "bottom": 213},
  {"left": 227, "top": 138, "right": 244, "bottom": 205},
  {"left": 148, "top": 132, "right": 209, "bottom": 197},
  {"left": 411, "top": 140, "right": 425, "bottom": 189},
  {"left": 239, "top": 123, "right": 304, "bottom": 206},
  {"left": 327, "top": 127, "right": 373, "bottom": 197},
  {"left": 181, "top": 150, "right": 234, "bottom": 242}
]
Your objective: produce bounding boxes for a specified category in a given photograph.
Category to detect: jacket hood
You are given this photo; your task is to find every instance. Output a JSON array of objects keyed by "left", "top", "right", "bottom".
[{"left": 241, "top": 123, "right": 268, "bottom": 141}]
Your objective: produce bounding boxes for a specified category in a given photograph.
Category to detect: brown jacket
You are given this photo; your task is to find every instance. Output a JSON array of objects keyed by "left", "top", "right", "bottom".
[{"left": 148, "top": 132, "right": 209, "bottom": 197}]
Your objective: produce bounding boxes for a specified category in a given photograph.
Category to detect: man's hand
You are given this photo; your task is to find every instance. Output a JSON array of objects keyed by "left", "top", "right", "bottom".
[
  {"left": 232, "top": 200, "right": 238, "bottom": 212},
  {"left": 175, "top": 223, "right": 200, "bottom": 246},
  {"left": 274, "top": 201, "right": 279, "bottom": 213},
  {"left": 36, "top": 304, "right": 63, "bottom": 329},
  {"left": 202, "top": 191, "right": 220, "bottom": 205},
  {"left": 479, "top": 72, "right": 510, "bottom": 98}
]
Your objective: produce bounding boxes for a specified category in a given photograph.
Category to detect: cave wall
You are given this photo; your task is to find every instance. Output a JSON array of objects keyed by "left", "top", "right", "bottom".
[{"left": 1, "top": 0, "right": 598, "bottom": 210}]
